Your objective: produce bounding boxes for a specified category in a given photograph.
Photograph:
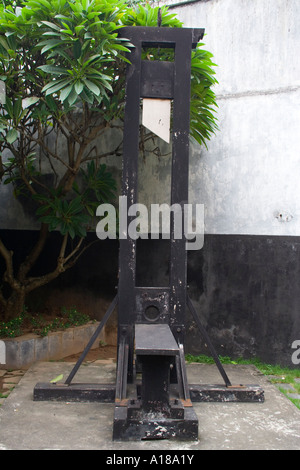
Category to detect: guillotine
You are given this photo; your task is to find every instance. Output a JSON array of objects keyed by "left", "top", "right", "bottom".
[{"left": 34, "top": 26, "right": 264, "bottom": 441}]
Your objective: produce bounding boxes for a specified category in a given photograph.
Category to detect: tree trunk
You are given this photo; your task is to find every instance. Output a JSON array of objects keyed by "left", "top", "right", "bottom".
[
  {"left": 2, "top": 288, "right": 26, "bottom": 322},
  {"left": 0, "top": 227, "right": 92, "bottom": 323}
]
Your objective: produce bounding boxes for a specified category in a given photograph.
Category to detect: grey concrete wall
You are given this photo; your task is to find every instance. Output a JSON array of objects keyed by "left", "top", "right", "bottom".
[
  {"left": 0, "top": 321, "right": 103, "bottom": 370},
  {"left": 160, "top": 0, "right": 300, "bottom": 236}
]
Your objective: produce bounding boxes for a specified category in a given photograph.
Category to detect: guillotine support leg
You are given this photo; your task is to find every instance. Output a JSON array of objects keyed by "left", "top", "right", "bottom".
[{"left": 113, "top": 324, "right": 198, "bottom": 441}]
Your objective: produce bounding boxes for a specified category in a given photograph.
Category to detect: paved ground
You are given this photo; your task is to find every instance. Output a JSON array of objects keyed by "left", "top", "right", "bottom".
[{"left": 0, "top": 360, "right": 299, "bottom": 450}]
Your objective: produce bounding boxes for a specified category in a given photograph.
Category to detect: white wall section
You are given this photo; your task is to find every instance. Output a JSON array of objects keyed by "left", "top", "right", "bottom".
[{"left": 170, "top": 0, "right": 300, "bottom": 236}]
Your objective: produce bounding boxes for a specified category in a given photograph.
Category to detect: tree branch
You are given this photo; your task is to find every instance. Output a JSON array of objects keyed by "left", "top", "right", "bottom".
[
  {"left": 81, "top": 143, "right": 123, "bottom": 163},
  {"left": 20, "top": 125, "right": 75, "bottom": 174},
  {"left": 0, "top": 154, "right": 4, "bottom": 180},
  {"left": 0, "top": 289, "right": 6, "bottom": 309},
  {"left": 64, "top": 238, "right": 99, "bottom": 270},
  {"left": 24, "top": 233, "right": 68, "bottom": 293},
  {"left": 24, "top": 234, "right": 92, "bottom": 293},
  {"left": 0, "top": 237, "right": 20, "bottom": 291},
  {"left": 64, "top": 237, "right": 84, "bottom": 264},
  {"left": 17, "top": 223, "right": 49, "bottom": 282}
]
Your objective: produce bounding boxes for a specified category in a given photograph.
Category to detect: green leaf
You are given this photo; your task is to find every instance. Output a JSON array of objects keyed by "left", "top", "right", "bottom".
[
  {"left": 75, "top": 24, "right": 85, "bottom": 35},
  {"left": 22, "top": 96, "right": 39, "bottom": 109},
  {"left": 69, "top": 196, "right": 83, "bottom": 213},
  {"left": 68, "top": 225, "right": 76, "bottom": 239},
  {"left": 80, "top": 87, "right": 94, "bottom": 104},
  {"left": 4, "top": 98, "right": 14, "bottom": 119},
  {"left": 0, "top": 36, "right": 9, "bottom": 51},
  {"left": 6, "top": 129, "right": 18, "bottom": 144},
  {"left": 4, "top": 176, "right": 16, "bottom": 185},
  {"left": 82, "top": 54, "right": 102, "bottom": 68},
  {"left": 59, "top": 84, "right": 73, "bottom": 102},
  {"left": 83, "top": 79, "right": 100, "bottom": 96},
  {"left": 73, "top": 39, "right": 82, "bottom": 59},
  {"left": 50, "top": 374, "right": 63, "bottom": 383},
  {"left": 75, "top": 224, "right": 87, "bottom": 238},
  {"left": 42, "top": 79, "right": 71, "bottom": 95},
  {"left": 40, "top": 215, "right": 56, "bottom": 225},
  {"left": 40, "top": 21, "right": 61, "bottom": 31},
  {"left": 36, "top": 205, "right": 50, "bottom": 216},
  {"left": 67, "top": 87, "right": 78, "bottom": 106},
  {"left": 35, "top": 0, "right": 52, "bottom": 10},
  {"left": 38, "top": 39, "right": 65, "bottom": 54},
  {"left": 96, "top": 77, "right": 113, "bottom": 93},
  {"left": 38, "top": 65, "right": 68, "bottom": 75},
  {"left": 13, "top": 99, "right": 22, "bottom": 121},
  {"left": 110, "top": 43, "right": 130, "bottom": 53},
  {"left": 74, "top": 81, "right": 84, "bottom": 95},
  {"left": 47, "top": 48, "right": 74, "bottom": 64}
]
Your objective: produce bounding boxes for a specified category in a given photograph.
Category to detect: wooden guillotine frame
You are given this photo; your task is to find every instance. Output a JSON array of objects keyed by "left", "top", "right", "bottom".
[{"left": 34, "top": 26, "right": 264, "bottom": 441}]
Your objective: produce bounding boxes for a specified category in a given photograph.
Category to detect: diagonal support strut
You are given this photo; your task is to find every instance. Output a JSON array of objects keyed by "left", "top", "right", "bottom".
[
  {"left": 187, "top": 295, "right": 232, "bottom": 387},
  {"left": 64, "top": 294, "right": 118, "bottom": 385}
]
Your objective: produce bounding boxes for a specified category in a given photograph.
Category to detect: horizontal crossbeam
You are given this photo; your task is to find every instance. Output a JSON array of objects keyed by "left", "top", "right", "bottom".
[{"left": 33, "top": 382, "right": 264, "bottom": 403}]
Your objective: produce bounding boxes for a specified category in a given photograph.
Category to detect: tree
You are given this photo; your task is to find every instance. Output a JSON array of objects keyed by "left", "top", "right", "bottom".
[{"left": 0, "top": 0, "right": 218, "bottom": 321}]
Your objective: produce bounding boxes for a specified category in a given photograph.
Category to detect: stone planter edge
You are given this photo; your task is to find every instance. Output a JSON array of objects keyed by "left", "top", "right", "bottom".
[{"left": 0, "top": 321, "right": 103, "bottom": 370}]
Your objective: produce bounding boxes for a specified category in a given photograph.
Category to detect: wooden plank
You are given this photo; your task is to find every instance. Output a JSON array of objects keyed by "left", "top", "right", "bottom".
[
  {"left": 33, "top": 383, "right": 116, "bottom": 402},
  {"left": 141, "top": 60, "right": 174, "bottom": 99},
  {"left": 135, "top": 323, "right": 179, "bottom": 356}
]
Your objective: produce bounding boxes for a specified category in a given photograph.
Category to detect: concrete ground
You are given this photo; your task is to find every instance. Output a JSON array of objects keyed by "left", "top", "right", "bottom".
[{"left": 0, "top": 361, "right": 299, "bottom": 451}]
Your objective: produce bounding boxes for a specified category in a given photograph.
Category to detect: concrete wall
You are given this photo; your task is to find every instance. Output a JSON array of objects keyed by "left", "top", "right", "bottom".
[
  {"left": 0, "top": 321, "right": 103, "bottom": 370},
  {"left": 166, "top": 0, "right": 300, "bottom": 366},
  {"left": 151, "top": 0, "right": 300, "bottom": 237}
]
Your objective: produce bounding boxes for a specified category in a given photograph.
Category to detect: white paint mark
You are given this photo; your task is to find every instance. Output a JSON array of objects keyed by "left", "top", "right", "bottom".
[{"left": 0, "top": 340, "right": 6, "bottom": 364}]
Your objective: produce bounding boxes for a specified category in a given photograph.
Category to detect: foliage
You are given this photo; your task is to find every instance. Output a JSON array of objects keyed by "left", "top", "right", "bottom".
[
  {"left": 186, "top": 353, "right": 300, "bottom": 381},
  {"left": 123, "top": 3, "right": 219, "bottom": 147},
  {"left": 0, "top": 305, "right": 91, "bottom": 338},
  {"left": 190, "top": 46, "right": 219, "bottom": 148},
  {"left": 0, "top": 0, "right": 127, "bottom": 320},
  {"left": 0, "top": 310, "right": 24, "bottom": 337},
  {"left": 124, "top": 3, "right": 182, "bottom": 27},
  {"left": 0, "top": 0, "right": 219, "bottom": 320}
]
